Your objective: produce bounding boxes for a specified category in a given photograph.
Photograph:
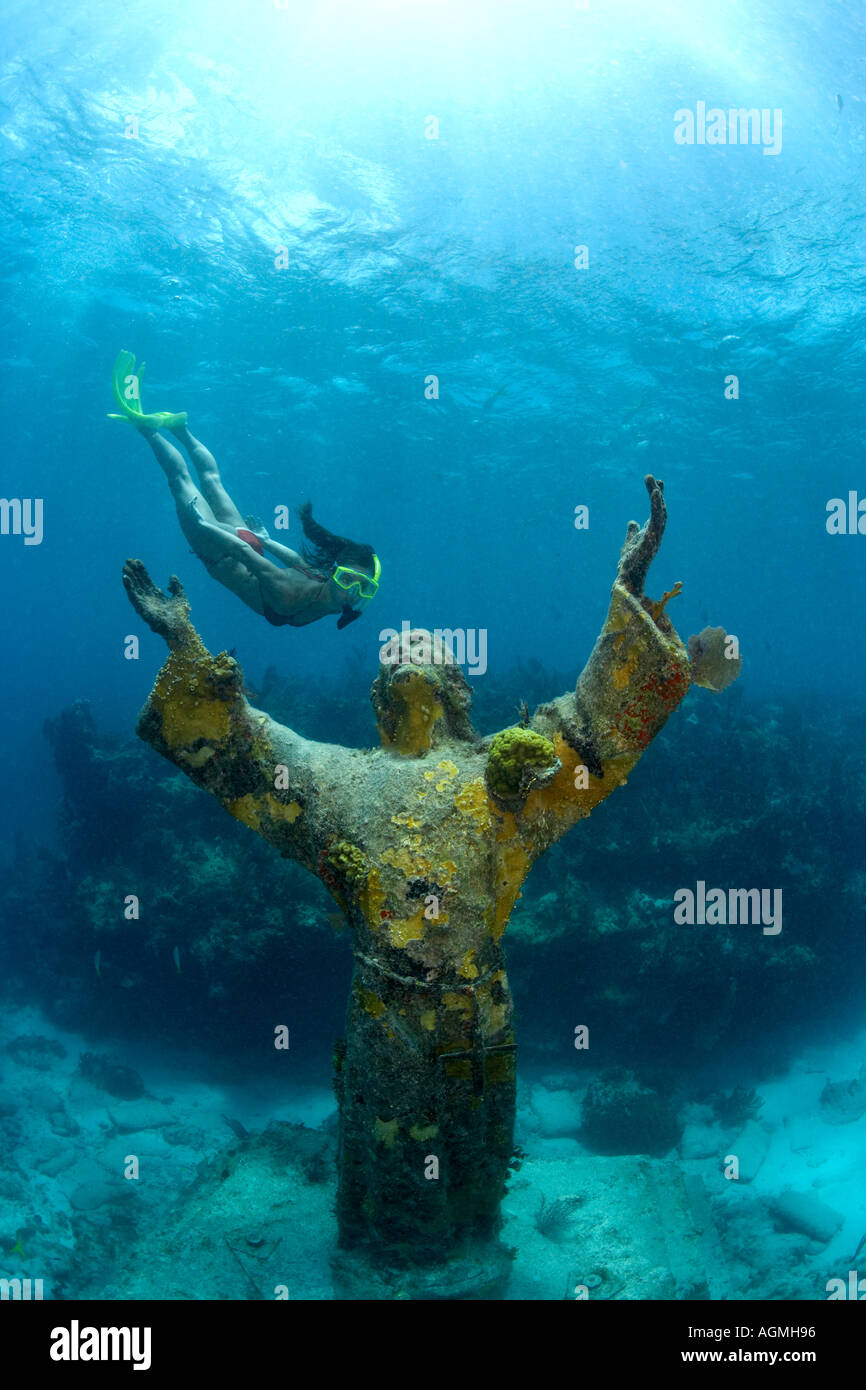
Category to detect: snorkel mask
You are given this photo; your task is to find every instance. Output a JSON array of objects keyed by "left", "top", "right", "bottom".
[
  {"left": 333, "top": 553, "right": 381, "bottom": 620},
  {"left": 333, "top": 556, "right": 380, "bottom": 633}
]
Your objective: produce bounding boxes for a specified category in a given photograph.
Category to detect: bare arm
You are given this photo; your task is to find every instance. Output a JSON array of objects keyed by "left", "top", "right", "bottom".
[
  {"left": 192, "top": 511, "right": 310, "bottom": 582},
  {"left": 186, "top": 500, "right": 313, "bottom": 579},
  {"left": 260, "top": 535, "right": 305, "bottom": 567},
  {"left": 186, "top": 499, "right": 282, "bottom": 575}
]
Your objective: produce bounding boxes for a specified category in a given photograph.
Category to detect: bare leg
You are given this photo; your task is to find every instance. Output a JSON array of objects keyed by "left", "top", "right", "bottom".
[
  {"left": 170, "top": 424, "right": 244, "bottom": 528},
  {"left": 137, "top": 431, "right": 267, "bottom": 614},
  {"left": 141, "top": 428, "right": 241, "bottom": 568},
  {"left": 143, "top": 429, "right": 218, "bottom": 523}
]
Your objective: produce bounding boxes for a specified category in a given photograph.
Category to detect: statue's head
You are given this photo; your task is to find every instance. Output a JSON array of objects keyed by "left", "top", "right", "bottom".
[{"left": 371, "top": 628, "right": 476, "bottom": 755}]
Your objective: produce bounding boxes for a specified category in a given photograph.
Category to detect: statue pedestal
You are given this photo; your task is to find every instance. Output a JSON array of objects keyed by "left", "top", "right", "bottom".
[{"left": 330, "top": 1240, "right": 514, "bottom": 1301}]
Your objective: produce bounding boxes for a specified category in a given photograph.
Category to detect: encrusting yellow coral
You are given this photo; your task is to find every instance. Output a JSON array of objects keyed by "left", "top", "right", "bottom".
[{"left": 485, "top": 727, "right": 559, "bottom": 802}]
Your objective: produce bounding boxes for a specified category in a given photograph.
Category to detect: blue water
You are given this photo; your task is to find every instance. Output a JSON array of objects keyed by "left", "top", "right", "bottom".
[{"left": 1, "top": 0, "right": 864, "bottom": 1303}]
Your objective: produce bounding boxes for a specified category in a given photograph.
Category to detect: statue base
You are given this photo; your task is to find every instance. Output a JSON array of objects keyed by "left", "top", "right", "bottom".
[{"left": 330, "top": 1239, "right": 514, "bottom": 1301}]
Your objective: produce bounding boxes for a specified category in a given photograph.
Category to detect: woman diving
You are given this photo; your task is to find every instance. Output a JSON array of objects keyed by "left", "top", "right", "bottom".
[{"left": 109, "top": 351, "right": 380, "bottom": 630}]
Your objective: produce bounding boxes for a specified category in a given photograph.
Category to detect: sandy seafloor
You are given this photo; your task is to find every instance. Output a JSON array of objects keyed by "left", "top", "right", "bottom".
[{"left": 1, "top": 1001, "right": 863, "bottom": 1302}]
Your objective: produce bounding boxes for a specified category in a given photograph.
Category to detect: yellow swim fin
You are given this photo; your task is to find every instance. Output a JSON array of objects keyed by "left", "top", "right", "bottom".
[{"left": 107, "top": 350, "right": 187, "bottom": 430}]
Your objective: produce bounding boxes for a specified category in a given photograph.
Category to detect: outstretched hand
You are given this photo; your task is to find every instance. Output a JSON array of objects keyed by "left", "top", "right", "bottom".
[
  {"left": 122, "top": 559, "right": 195, "bottom": 651},
  {"left": 616, "top": 474, "right": 667, "bottom": 597}
]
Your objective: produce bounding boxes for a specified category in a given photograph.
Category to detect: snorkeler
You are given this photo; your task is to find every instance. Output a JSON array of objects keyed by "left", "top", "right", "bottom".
[{"left": 108, "top": 351, "right": 380, "bottom": 630}]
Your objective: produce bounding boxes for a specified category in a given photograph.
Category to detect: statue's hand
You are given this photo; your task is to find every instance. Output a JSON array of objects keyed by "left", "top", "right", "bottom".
[
  {"left": 617, "top": 474, "right": 666, "bottom": 598},
  {"left": 122, "top": 558, "right": 194, "bottom": 650}
]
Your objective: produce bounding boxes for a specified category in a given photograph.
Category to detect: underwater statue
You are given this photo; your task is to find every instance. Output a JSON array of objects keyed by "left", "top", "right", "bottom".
[{"left": 122, "top": 475, "right": 739, "bottom": 1299}]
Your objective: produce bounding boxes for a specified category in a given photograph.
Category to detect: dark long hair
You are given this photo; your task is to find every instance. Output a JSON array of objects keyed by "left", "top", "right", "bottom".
[{"left": 296, "top": 501, "right": 375, "bottom": 574}]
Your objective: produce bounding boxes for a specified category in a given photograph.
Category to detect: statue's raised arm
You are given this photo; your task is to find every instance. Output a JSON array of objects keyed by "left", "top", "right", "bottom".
[{"left": 512, "top": 474, "right": 695, "bottom": 854}]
